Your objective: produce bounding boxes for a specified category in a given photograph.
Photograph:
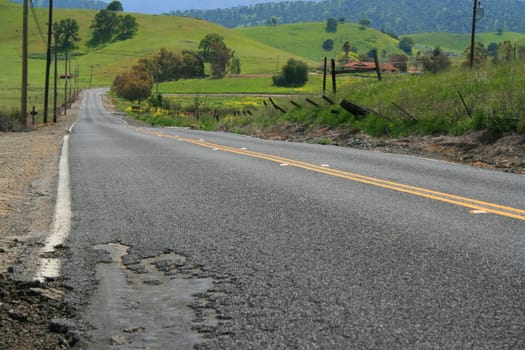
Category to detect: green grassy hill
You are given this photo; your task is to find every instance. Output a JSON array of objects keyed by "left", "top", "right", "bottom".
[
  {"left": 237, "top": 22, "right": 404, "bottom": 61},
  {"left": 0, "top": 0, "right": 311, "bottom": 110},
  {"left": 410, "top": 32, "right": 525, "bottom": 53}
]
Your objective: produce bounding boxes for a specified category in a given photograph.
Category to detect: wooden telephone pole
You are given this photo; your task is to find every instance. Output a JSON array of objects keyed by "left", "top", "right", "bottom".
[
  {"left": 43, "top": 0, "right": 53, "bottom": 123},
  {"left": 21, "top": 0, "right": 29, "bottom": 127}
]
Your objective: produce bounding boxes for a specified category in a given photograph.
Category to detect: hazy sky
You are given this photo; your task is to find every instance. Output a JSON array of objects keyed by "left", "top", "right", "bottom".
[{"left": 120, "top": 0, "right": 294, "bottom": 14}]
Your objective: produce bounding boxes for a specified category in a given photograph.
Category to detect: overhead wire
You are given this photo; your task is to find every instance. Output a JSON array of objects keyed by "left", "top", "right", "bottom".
[{"left": 29, "top": 0, "right": 47, "bottom": 46}]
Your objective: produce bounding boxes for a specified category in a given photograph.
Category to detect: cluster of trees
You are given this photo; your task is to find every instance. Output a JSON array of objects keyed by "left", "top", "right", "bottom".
[
  {"left": 112, "top": 33, "right": 242, "bottom": 101},
  {"left": 113, "top": 48, "right": 204, "bottom": 101},
  {"left": 88, "top": 1, "right": 138, "bottom": 47},
  {"left": 170, "top": 0, "right": 525, "bottom": 35},
  {"left": 465, "top": 40, "right": 525, "bottom": 66},
  {"left": 199, "top": 33, "right": 241, "bottom": 78}
]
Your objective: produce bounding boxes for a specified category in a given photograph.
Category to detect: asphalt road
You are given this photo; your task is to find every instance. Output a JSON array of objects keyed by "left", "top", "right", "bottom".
[{"left": 62, "top": 89, "right": 525, "bottom": 349}]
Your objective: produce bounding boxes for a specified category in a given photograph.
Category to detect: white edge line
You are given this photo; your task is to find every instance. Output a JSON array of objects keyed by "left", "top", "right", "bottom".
[{"left": 35, "top": 134, "right": 72, "bottom": 281}]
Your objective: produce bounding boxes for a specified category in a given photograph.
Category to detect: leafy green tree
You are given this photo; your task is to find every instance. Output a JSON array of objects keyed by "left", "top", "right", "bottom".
[
  {"left": 342, "top": 41, "right": 351, "bottom": 58},
  {"left": 326, "top": 18, "right": 337, "bottom": 33},
  {"left": 272, "top": 58, "right": 309, "bottom": 87},
  {"left": 399, "top": 37, "right": 414, "bottom": 55},
  {"left": 181, "top": 50, "right": 205, "bottom": 78},
  {"left": 199, "top": 33, "right": 224, "bottom": 62},
  {"left": 210, "top": 41, "right": 230, "bottom": 78},
  {"left": 54, "top": 18, "right": 81, "bottom": 53},
  {"left": 421, "top": 47, "right": 451, "bottom": 73},
  {"left": 107, "top": 0, "right": 123, "bottom": 11},
  {"left": 359, "top": 18, "right": 371, "bottom": 28},
  {"left": 153, "top": 48, "right": 183, "bottom": 81},
  {"left": 89, "top": 9, "right": 138, "bottom": 46},
  {"left": 117, "top": 14, "right": 138, "bottom": 40},
  {"left": 487, "top": 42, "right": 499, "bottom": 58},
  {"left": 88, "top": 9, "right": 120, "bottom": 46},
  {"left": 322, "top": 39, "right": 334, "bottom": 51},
  {"left": 53, "top": 18, "right": 81, "bottom": 100},
  {"left": 229, "top": 50, "right": 241, "bottom": 75},
  {"left": 134, "top": 58, "right": 161, "bottom": 93}
]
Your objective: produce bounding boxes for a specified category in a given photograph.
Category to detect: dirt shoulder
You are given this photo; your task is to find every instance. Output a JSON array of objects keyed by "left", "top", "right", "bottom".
[
  {"left": 0, "top": 98, "right": 80, "bottom": 349},
  {"left": 246, "top": 124, "right": 525, "bottom": 175}
]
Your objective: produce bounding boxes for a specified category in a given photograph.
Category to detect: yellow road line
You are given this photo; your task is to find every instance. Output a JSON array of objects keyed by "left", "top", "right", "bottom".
[{"left": 134, "top": 127, "right": 525, "bottom": 222}]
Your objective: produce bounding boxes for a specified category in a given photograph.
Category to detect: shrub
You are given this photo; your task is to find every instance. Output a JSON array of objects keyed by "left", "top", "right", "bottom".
[
  {"left": 272, "top": 59, "right": 309, "bottom": 87},
  {"left": 421, "top": 47, "right": 451, "bottom": 73}
]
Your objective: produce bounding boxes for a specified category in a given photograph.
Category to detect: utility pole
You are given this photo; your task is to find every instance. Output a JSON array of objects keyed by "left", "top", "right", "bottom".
[
  {"left": 470, "top": 0, "right": 484, "bottom": 68},
  {"left": 53, "top": 26, "right": 58, "bottom": 123},
  {"left": 43, "top": 0, "right": 53, "bottom": 123},
  {"left": 21, "top": 0, "right": 29, "bottom": 127},
  {"left": 89, "top": 64, "right": 95, "bottom": 89}
]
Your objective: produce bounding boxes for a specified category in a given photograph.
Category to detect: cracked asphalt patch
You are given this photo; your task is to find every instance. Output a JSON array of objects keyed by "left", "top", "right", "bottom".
[{"left": 83, "top": 243, "right": 233, "bottom": 349}]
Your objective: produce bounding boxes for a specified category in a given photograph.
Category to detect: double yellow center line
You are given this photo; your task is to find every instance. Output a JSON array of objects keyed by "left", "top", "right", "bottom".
[{"left": 135, "top": 127, "right": 525, "bottom": 222}]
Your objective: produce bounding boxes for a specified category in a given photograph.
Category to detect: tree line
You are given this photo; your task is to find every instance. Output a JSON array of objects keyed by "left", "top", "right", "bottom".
[{"left": 171, "top": 0, "right": 525, "bottom": 35}]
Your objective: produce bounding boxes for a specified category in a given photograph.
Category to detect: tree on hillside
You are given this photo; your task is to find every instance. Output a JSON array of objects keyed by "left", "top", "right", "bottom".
[
  {"left": 272, "top": 58, "right": 309, "bottom": 87},
  {"left": 199, "top": 33, "right": 224, "bottom": 62},
  {"left": 117, "top": 14, "right": 138, "bottom": 40},
  {"left": 323, "top": 39, "right": 334, "bottom": 51},
  {"left": 399, "top": 37, "right": 414, "bottom": 55},
  {"left": 326, "top": 18, "right": 337, "bottom": 33},
  {"left": 107, "top": 0, "right": 123, "bottom": 11},
  {"left": 342, "top": 41, "right": 351, "bottom": 58},
  {"left": 88, "top": 9, "right": 120, "bottom": 46},
  {"left": 359, "top": 18, "right": 371, "bottom": 28},
  {"left": 88, "top": 9, "right": 138, "bottom": 46}
]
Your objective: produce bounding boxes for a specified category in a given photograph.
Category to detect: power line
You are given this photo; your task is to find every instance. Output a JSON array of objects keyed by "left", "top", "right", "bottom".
[{"left": 29, "top": 0, "right": 47, "bottom": 46}]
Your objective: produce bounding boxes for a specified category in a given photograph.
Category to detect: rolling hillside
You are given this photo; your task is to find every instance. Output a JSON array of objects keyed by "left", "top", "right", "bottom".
[
  {"left": 174, "top": 0, "right": 525, "bottom": 35},
  {"left": 0, "top": 0, "right": 311, "bottom": 109},
  {"left": 411, "top": 32, "right": 525, "bottom": 53},
  {"left": 237, "top": 22, "right": 403, "bottom": 61}
]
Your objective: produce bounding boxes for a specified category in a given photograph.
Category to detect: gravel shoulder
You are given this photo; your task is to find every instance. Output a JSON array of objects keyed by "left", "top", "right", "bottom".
[{"left": 1, "top": 98, "right": 80, "bottom": 349}]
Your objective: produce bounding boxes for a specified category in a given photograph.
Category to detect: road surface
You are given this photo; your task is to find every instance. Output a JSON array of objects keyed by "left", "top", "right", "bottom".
[{"left": 57, "top": 89, "right": 525, "bottom": 349}]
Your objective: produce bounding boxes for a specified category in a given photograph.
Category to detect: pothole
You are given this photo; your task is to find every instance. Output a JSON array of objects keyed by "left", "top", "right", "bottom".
[{"left": 85, "top": 243, "right": 229, "bottom": 349}]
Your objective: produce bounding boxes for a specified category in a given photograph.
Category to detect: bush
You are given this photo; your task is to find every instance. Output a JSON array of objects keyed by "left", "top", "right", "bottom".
[
  {"left": 272, "top": 58, "right": 309, "bottom": 87},
  {"left": 421, "top": 47, "right": 451, "bottom": 73},
  {"left": 322, "top": 39, "right": 334, "bottom": 51},
  {"left": 0, "top": 111, "right": 24, "bottom": 131}
]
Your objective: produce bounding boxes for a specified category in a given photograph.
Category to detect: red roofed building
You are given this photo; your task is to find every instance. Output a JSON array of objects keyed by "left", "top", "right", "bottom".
[{"left": 343, "top": 61, "right": 399, "bottom": 73}]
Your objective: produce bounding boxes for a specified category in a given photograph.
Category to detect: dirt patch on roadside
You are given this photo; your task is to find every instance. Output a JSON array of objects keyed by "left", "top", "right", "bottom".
[{"left": 246, "top": 124, "right": 525, "bottom": 174}]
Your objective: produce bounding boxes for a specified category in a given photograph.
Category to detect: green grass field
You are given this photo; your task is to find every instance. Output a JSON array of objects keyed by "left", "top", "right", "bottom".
[
  {"left": 411, "top": 32, "right": 525, "bottom": 53},
  {"left": 0, "top": 0, "right": 310, "bottom": 111},
  {"left": 237, "top": 22, "right": 404, "bottom": 61}
]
